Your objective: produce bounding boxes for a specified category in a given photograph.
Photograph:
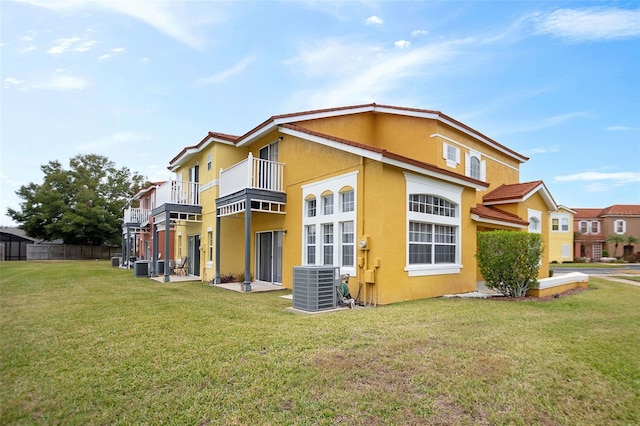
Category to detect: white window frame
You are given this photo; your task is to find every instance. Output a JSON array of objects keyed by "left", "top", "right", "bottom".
[
  {"left": 404, "top": 172, "right": 462, "bottom": 276},
  {"left": 614, "top": 219, "right": 626, "bottom": 234},
  {"left": 528, "top": 209, "right": 542, "bottom": 233},
  {"left": 443, "top": 143, "right": 460, "bottom": 168},
  {"left": 301, "top": 172, "right": 358, "bottom": 276},
  {"left": 306, "top": 197, "right": 316, "bottom": 218},
  {"left": 464, "top": 150, "right": 486, "bottom": 181},
  {"left": 551, "top": 213, "right": 570, "bottom": 233}
]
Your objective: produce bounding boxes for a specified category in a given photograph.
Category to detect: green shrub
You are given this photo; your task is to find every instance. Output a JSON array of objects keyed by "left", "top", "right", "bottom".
[{"left": 476, "top": 230, "right": 543, "bottom": 297}]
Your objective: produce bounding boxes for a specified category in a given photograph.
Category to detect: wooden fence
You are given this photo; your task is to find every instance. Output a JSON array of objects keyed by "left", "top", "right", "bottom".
[{"left": 27, "top": 245, "right": 121, "bottom": 261}]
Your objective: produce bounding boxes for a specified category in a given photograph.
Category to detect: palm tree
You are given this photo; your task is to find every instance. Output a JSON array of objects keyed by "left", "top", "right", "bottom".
[
  {"left": 605, "top": 234, "right": 626, "bottom": 258},
  {"left": 624, "top": 235, "right": 639, "bottom": 258}
]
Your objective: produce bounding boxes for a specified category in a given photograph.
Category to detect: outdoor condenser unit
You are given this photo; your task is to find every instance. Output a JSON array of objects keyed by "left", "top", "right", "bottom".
[{"left": 292, "top": 266, "right": 340, "bottom": 312}]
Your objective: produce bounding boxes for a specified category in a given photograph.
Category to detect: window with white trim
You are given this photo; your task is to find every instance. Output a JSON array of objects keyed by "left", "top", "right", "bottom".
[
  {"left": 322, "top": 193, "right": 334, "bottom": 215},
  {"left": 340, "top": 221, "right": 354, "bottom": 267},
  {"left": 579, "top": 221, "right": 588, "bottom": 234},
  {"left": 615, "top": 219, "right": 626, "bottom": 234},
  {"left": 207, "top": 153, "right": 212, "bottom": 171},
  {"left": 305, "top": 225, "right": 316, "bottom": 264},
  {"left": 322, "top": 224, "right": 334, "bottom": 265},
  {"left": 465, "top": 150, "right": 486, "bottom": 181},
  {"left": 208, "top": 231, "right": 213, "bottom": 262},
  {"left": 591, "top": 221, "right": 599, "bottom": 234},
  {"left": 551, "top": 213, "right": 571, "bottom": 233},
  {"left": 340, "top": 188, "right": 354, "bottom": 213},
  {"left": 306, "top": 197, "right": 316, "bottom": 218},
  {"left": 404, "top": 173, "right": 462, "bottom": 276},
  {"left": 301, "top": 172, "right": 358, "bottom": 275},
  {"left": 443, "top": 143, "right": 460, "bottom": 168},
  {"left": 528, "top": 209, "right": 542, "bottom": 233}
]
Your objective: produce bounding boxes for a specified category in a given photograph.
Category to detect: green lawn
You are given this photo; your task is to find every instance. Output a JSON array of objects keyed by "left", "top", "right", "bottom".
[{"left": 1, "top": 261, "right": 639, "bottom": 425}]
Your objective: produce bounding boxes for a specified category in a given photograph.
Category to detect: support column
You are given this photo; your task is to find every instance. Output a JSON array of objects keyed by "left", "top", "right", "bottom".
[
  {"left": 163, "top": 211, "right": 171, "bottom": 283},
  {"left": 215, "top": 212, "right": 221, "bottom": 284},
  {"left": 243, "top": 195, "right": 252, "bottom": 292},
  {"left": 121, "top": 230, "right": 126, "bottom": 267},
  {"left": 151, "top": 222, "right": 158, "bottom": 278},
  {"left": 126, "top": 227, "right": 131, "bottom": 268}
]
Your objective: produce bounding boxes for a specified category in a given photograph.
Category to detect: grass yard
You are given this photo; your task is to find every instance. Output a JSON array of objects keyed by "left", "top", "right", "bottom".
[{"left": 1, "top": 261, "right": 639, "bottom": 425}]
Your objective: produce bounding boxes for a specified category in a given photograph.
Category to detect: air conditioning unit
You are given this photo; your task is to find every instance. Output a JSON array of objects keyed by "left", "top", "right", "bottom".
[{"left": 292, "top": 266, "right": 340, "bottom": 312}]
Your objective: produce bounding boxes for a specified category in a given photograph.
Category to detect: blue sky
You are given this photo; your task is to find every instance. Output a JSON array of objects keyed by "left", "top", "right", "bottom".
[{"left": 1, "top": 0, "right": 639, "bottom": 226}]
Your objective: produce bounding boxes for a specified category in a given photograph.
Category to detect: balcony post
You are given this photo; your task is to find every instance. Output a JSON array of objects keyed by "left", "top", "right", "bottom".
[
  {"left": 243, "top": 193, "right": 252, "bottom": 292},
  {"left": 247, "top": 152, "right": 254, "bottom": 189}
]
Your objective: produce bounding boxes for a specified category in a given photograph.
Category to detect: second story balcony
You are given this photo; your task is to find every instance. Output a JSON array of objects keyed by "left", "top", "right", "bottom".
[
  {"left": 156, "top": 180, "right": 200, "bottom": 206},
  {"left": 123, "top": 207, "right": 151, "bottom": 225},
  {"left": 219, "top": 153, "right": 284, "bottom": 198}
]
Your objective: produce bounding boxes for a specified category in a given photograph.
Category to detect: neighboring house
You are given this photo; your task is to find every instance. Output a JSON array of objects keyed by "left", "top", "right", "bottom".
[
  {"left": 548, "top": 205, "right": 575, "bottom": 263},
  {"left": 0, "top": 227, "right": 36, "bottom": 261},
  {"left": 574, "top": 205, "right": 640, "bottom": 260},
  {"left": 148, "top": 103, "right": 575, "bottom": 304},
  {"left": 122, "top": 181, "right": 174, "bottom": 270}
]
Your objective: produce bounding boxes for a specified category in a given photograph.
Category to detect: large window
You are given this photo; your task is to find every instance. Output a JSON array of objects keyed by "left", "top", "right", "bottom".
[
  {"left": 341, "top": 188, "right": 354, "bottom": 212},
  {"left": 615, "top": 219, "right": 626, "bottom": 234},
  {"left": 405, "top": 173, "right": 462, "bottom": 276},
  {"left": 302, "top": 173, "right": 358, "bottom": 275},
  {"left": 340, "top": 221, "right": 354, "bottom": 266},
  {"left": 322, "top": 224, "right": 334, "bottom": 265}
]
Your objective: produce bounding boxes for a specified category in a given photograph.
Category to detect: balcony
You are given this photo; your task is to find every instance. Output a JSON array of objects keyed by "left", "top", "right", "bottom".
[
  {"left": 123, "top": 207, "right": 151, "bottom": 225},
  {"left": 156, "top": 180, "right": 200, "bottom": 206},
  {"left": 219, "top": 153, "right": 284, "bottom": 198}
]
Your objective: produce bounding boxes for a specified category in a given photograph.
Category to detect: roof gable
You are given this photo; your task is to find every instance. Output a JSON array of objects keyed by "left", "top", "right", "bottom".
[{"left": 483, "top": 180, "right": 558, "bottom": 211}]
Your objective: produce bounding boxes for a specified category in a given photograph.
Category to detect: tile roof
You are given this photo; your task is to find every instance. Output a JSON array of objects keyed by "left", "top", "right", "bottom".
[
  {"left": 483, "top": 181, "right": 544, "bottom": 203},
  {"left": 601, "top": 204, "right": 640, "bottom": 216},
  {"left": 573, "top": 205, "right": 640, "bottom": 218},
  {"left": 470, "top": 204, "right": 529, "bottom": 227},
  {"left": 168, "top": 103, "right": 529, "bottom": 172}
]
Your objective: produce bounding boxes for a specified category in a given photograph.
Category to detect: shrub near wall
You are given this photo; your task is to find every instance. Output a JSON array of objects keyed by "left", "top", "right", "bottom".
[{"left": 476, "top": 230, "right": 543, "bottom": 297}]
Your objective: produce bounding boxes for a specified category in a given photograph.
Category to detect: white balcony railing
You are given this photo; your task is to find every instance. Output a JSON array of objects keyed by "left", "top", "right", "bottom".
[
  {"left": 155, "top": 180, "right": 200, "bottom": 206},
  {"left": 123, "top": 207, "right": 151, "bottom": 224},
  {"left": 219, "top": 153, "right": 284, "bottom": 198}
]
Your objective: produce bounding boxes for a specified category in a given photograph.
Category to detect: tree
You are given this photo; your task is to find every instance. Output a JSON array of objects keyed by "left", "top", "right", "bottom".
[
  {"left": 476, "top": 230, "right": 543, "bottom": 297},
  {"left": 7, "top": 154, "right": 145, "bottom": 246},
  {"left": 605, "top": 234, "right": 626, "bottom": 258}
]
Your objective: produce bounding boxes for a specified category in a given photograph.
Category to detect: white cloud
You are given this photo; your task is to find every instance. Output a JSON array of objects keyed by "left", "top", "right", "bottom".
[
  {"left": 285, "top": 37, "right": 465, "bottom": 109},
  {"left": 585, "top": 182, "right": 609, "bottom": 193},
  {"left": 98, "top": 47, "right": 125, "bottom": 61},
  {"left": 19, "top": 0, "right": 220, "bottom": 50},
  {"left": 528, "top": 145, "right": 560, "bottom": 154},
  {"left": 606, "top": 125, "right": 635, "bottom": 131},
  {"left": 48, "top": 37, "right": 96, "bottom": 54},
  {"left": 535, "top": 7, "right": 640, "bottom": 41},
  {"left": 195, "top": 55, "right": 256, "bottom": 86},
  {"left": 412, "top": 29, "right": 428, "bottom": 37},
  {"left": 554, "top": 171, "right": 640, "bottom": 183},
  {"left": 2, "top": 77, "right": 26, "bottom": 89},
  {"left": 394, "top": 40, "right": 411, "bottom": 49},
  {"left": 31, "top": 70, "right": 88, "bottom": 90},
  {"left": 495, "top": 111, "right": 596, "bottom": 135},
  {"left": 365, "top": 15, "right": 383, "bottom": 26}
]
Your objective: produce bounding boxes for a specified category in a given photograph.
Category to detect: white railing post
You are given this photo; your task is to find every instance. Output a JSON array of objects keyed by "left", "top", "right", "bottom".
[{"left": 247, "top": 152, "right": 254, "bottom": 189}]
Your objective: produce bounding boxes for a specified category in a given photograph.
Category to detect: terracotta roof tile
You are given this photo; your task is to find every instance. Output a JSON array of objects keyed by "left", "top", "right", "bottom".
[
  {"left": 572, "top": 208, "right": 604, "bottom": 219},
  {"left": 601, "top": 204, "right": 640, "bottom": 216},
  {"left": 470, "top": 204, "right": 529, "bottom": 226},
  {"left": 573, "top": 205, "right": 640, "bottom": 218},
  {"left": 483, "top": 181, "right": 544, "bottom": 203}
]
